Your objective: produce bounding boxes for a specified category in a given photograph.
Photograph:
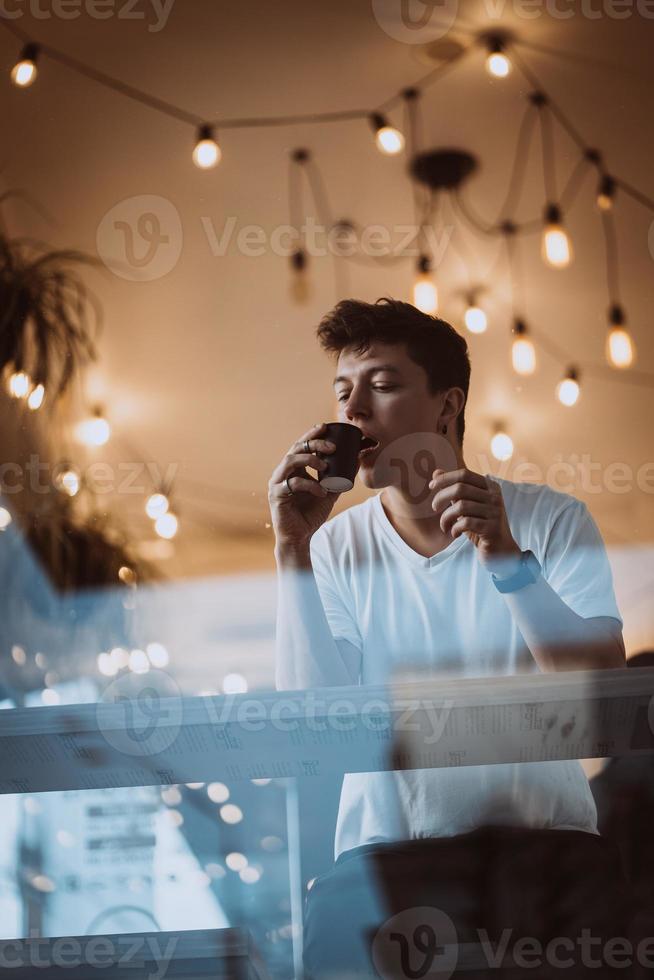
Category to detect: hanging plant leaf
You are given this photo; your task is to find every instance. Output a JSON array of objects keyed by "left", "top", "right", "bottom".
[{"left": 0, "top": 232, "right": 99, "bottom": 400}]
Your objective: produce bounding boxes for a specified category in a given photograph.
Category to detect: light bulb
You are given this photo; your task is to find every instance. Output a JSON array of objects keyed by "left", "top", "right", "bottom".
[
  {"left": 369, "top": 113, "right": 404, "bottom": 155},
  {"left": 606, "top": 305, "right": 635, "bottom": 369},
  {"left": 27, "top": 383, "right": 45, "bottom": 410},
  {"left": 607, "top": 328, "right": 634, "bottom": 369},
  {"left": 155, "top": 511, "right": 178, "bottom": 539},
  {"left": 8, "top": 370, "right": 31, "bottom": 398},
  {"left": 76, "top": 409, "right": 110, "bottom": 446},
  {"left": 542, "top": 204, "right": 572, "bottom": 268},
  {"left": 511, "top": 320, "right": 536, "bottom": 375},
  {"left": 193, "top": 125, "right": 221, "bottom": 169},
  {"left": 11, "top": 44, "right": 38, "bottom": 87},
  {"left": 57, "top": 468, "right": 80, "bottom": 497},
  {"left": 486, "top": 51, "right": 510, "bottom": 78},
  {"left": 556, "top": 368, "right": 580, "bottom": 406},
  {"left": 485, "top": 37, "right": 511, "bottom": 78},
  {"left": 413, "top": 256, "right": 438, "bottom": 314},
  {"left": 145, "top": 492, "right": 169, "bottom": 519},
  {"left": 596, "top": 174, "right": 615, "bottom": 211},
  {"left": 464, "top": 305, "right": 487, "bottom": 334},
  {"left": 0, "top": 506, "right": 12, "bottom": 531},
  {"left": 491, "top": 430, "right": 513, "bottom": 461}
]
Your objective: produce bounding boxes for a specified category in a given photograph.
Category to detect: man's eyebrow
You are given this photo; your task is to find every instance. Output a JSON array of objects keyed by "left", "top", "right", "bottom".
[{"left": 333, "top": 365, "right": 402, "bottom": 386}]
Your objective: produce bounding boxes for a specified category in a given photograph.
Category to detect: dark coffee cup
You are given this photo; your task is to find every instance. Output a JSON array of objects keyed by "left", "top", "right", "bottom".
[{"left": 318, "top": 422, "right": 363, "bottom": 492}]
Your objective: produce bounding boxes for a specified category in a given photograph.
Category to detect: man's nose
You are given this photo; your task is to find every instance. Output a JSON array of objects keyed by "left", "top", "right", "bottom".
[{"left": 344, "top": 390, "right": 370, "bottom": 421}]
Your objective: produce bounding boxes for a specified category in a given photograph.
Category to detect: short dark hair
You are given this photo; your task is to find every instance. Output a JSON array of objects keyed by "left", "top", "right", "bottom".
[{"left": 317, "top": 297, "right": 471, "bottom": 444}]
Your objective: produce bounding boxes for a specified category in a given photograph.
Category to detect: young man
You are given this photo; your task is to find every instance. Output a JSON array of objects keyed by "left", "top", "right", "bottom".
[{"left": 268, "top": 298, "right": 626, "bottom": 974}]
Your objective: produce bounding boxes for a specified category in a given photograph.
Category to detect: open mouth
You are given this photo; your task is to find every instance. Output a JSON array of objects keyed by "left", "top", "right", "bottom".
[{"left": 358, "top": 436, "right": 380, "bottom": 459}]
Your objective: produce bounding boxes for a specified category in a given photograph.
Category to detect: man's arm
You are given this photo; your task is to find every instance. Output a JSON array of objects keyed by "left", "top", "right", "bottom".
[
  {"left": 500, "top": 577, "right": 626, "bottom": 672},
  {"left": 274, "top": 544, "right": 361, "bottom": 690}
]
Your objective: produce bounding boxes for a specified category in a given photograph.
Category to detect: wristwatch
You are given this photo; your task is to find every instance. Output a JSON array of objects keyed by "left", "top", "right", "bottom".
[{"left": 491, "top": 549, "right": 541, "bottom": 594}]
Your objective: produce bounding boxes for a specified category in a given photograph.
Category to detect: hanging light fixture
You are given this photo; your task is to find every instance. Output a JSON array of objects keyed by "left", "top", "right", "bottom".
[
  {"left": 289, "top": 248, "right": 310, "bottom": 303},
  {"left": 155, "top": 511, "right": 178, "bottom": 539},
  {"left": 11, "top": 43, "right": 39, "bottom": 88},
  {"left": 485, "top": 37, "right": 511, "bottom": 78},
  {"left": 56, "top": 466, "right": 81, "bottom": 498},
  {"left": 490, "top": 425, "right": 514, "bottom": 461},
  {"left": 541, "top": 204, "right": 572, "bottom": 268},
  {"left": 556, "top": 366, "right": 581, "bottom": 406},
  {"left": 511, "top": 319, "right": 536, "bottom": 375},
  {"left": 606, "top": 304, "right": 635, "bottom": 369},
  {"left": 369, "top": 113, "right": 405, "bottom": 155},
  {"left": 7, "top": 369, "right": 31, "bottom": 398},
  {"left": 192, "top": 125, "right": 221, "bottom": 169},
  {"left": 145, "top": 491, "right": 170, "bottom": 519},
  {"left": 27, "top": 383, "right": 45, "bottom": 410},
  {"left": 412, "top": 254, "right": 438, "bottom": 314},
  {"left": 76, "top": 407, "right": 111, "bottom": 446},
  {"left": 463, "top": 297, "right": 487, "bottom": 334},
  {"left": 596, "top": 174, "right": 616, "bottom": 211}
]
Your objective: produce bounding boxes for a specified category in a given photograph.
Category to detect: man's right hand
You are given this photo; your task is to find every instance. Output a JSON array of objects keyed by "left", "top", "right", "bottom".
[{"left": 268, "top": 423, "right": 341, "bottom": 553}]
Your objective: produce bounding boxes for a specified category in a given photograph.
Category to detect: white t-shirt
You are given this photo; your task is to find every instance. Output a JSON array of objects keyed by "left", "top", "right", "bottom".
[{"left": 309, "top": 477, "right": 623, "bottom": 860}]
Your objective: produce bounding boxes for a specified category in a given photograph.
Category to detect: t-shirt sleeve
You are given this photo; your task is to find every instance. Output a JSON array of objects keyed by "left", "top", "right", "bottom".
[
  {"left": 542, "top": 500, "right": 623, "bottom": 625},
  {"left": 310, "top": 528, "right": 363, "bottom": 660}
]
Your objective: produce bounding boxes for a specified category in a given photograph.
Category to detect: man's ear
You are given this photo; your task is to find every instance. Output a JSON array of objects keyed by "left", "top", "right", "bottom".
[{"left": 438, "top": 387, "right": 465, "bottom": 432}]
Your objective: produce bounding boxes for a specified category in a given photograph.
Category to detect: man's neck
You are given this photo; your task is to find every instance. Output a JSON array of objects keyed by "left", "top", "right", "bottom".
[{"left": 380, "top": 452, "right": 467, "bottom": 559}]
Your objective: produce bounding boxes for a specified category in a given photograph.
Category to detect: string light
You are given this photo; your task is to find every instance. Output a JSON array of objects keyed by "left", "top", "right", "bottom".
[
  {"left": 369, "top": 113, "right": 404, "bottom": 155},
  {"left": 146, "top": 641, "right": 169, "bottom": 667},
  {"left": 220, "top": 803, "right": 243, "bottom": 825},
  {"left": 192, "top": 125, "right": 221, "bottom": 169},
  {"left": 154, "top": 511, "right": 178, "bottom": 539},
  {"left": 412, "top": 254, "right": 438, "bottom": 314},
  {"left": 464, "top": 301, "right": 487, "bottom": 334},
  {"left": 7, "top": 370, "right": 31, "bottom": 398},
  {"left": 511, "top": 319, "right": 536, "bottom": 375},
  {"left": 541, "top": 204, "right": 572, "bottom": 268},
  {"left": 0, "top": 506, "right": 12, "bottom": 531},
  {"left": 56, "top": 466, "right": 80, "bottom": 497},
  {"left": 11, "top": 43, "right": 39, "bottom": 88},
  {"left": 76, "top": 407, "right": 111, "bottom": 446},
  {"left": 596, "top": 174, "right": 616, "bottom": 211},
  {"left": 490, "top": 425, "right": 514, "bottom": 461},
  {"left": 556, "top": 366, "right": 581, "bottom": 406},
  {"left": 485, "top": 37, "right": 511, "bottom": 78},
  {"left": 226, "top": 852, "right": 247, "bottom": 872},
  {"left": 606, "top": 304, "right": 635, "bottom": 369},
  {"left": 27, "top": 383, "right": 45, "bottom": 410},
  {"left": 289, "top": 248, "right": 310, "bottom": 303},
  {"left": 145, "top": 491, "right": 169, "bottom": 519}
]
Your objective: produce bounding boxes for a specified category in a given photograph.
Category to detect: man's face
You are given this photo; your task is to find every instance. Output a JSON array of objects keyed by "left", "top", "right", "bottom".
[{"left": 334, "top": 341, "right": 454, "bottom": 491}]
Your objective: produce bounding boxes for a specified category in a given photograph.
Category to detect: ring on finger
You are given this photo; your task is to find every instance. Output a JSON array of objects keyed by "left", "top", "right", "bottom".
[
  {"left": 285, "top": 477, "right": 294, "bottom": 496},
  {"left": 303, "top": 439, "right": 311, "bottom": 454}
]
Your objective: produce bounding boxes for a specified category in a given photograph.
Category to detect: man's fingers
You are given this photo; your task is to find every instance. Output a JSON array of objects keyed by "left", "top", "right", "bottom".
[
  {"left": 430, "top": 483, "right": 490, "bottom": 513},
  {"left": 439, "top": 501, "right": 494, "bottom": 534},
  {"left": 430, "top": 468, "right": 489, "bottom": 492},
  {"left": 270, "top": 475, "right": 327, "bottom": 499}
]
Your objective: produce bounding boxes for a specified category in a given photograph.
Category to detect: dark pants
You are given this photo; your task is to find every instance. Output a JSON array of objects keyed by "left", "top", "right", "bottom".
[{"left": 303, "top": 826, "right": 641, "bottom": 979}]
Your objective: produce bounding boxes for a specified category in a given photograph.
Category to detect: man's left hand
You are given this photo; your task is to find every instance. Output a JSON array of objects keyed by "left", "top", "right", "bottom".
[{"left": 429, "top": 467, "right": 521, "bottom": 575}]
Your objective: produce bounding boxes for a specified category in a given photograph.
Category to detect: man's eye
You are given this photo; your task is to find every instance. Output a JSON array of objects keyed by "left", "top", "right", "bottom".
[
  {"left": 373, "top": 385, "right": 395, "bottom": 392},
  {"left": 336, "top": 393, "right": 349, "bottom": 402}
]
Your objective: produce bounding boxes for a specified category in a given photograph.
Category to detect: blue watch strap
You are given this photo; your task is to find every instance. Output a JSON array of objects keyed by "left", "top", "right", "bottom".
[{"left": 491, "top": 550, "right": 541, "bottom": 594}]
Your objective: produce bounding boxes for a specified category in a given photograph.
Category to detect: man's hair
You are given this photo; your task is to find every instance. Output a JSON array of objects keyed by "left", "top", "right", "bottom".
[{"left": 317, "top": 297, "right": 471, "bottom": 444}]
